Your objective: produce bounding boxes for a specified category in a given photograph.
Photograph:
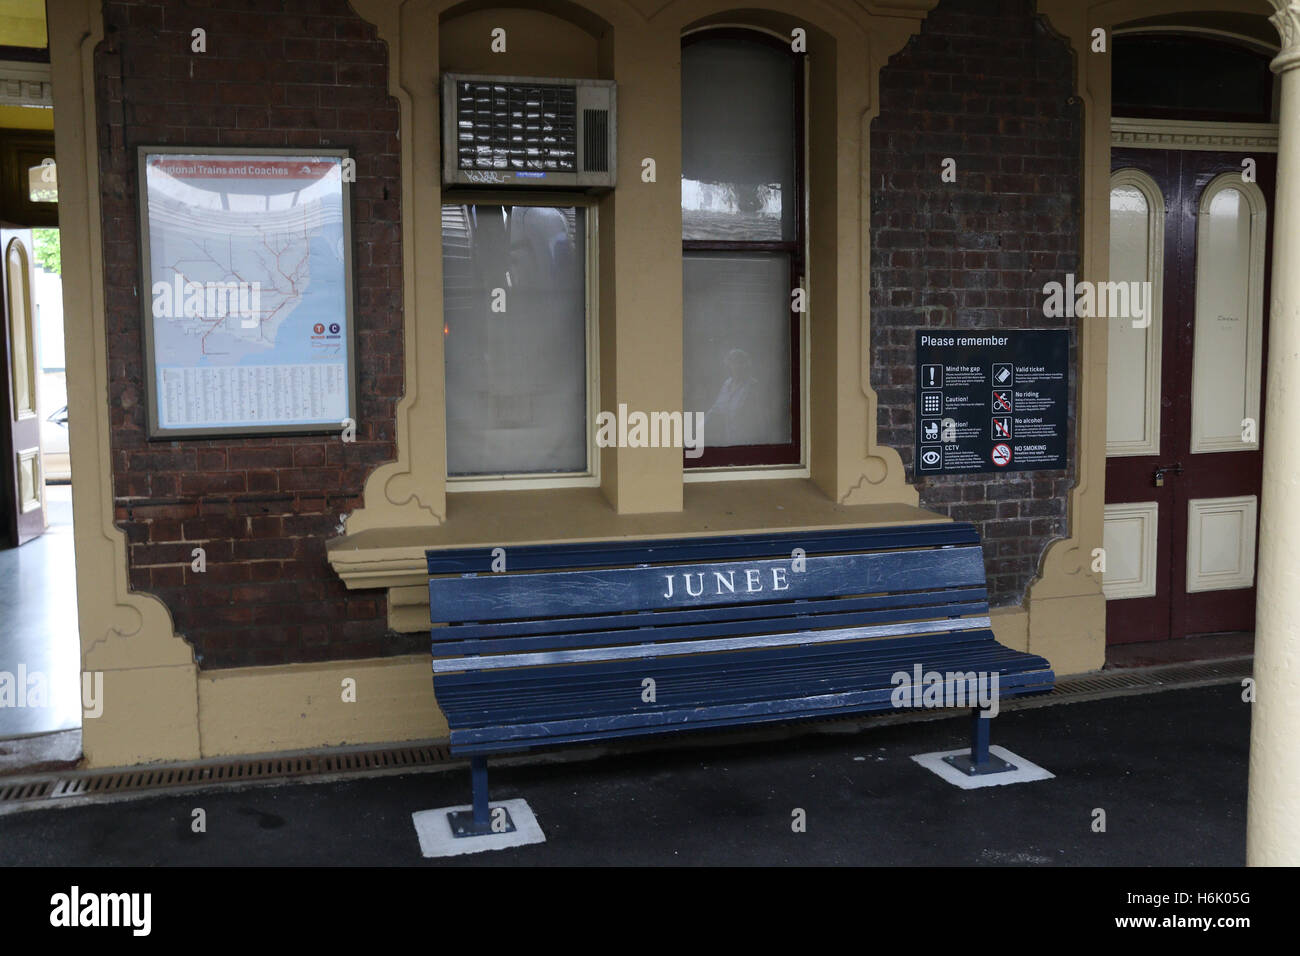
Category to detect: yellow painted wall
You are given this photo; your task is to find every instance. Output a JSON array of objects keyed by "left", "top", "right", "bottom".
[
  {"left": 0, "top": 0, "right": 47, "bottom": 48},
  {"left": 0, "top": 105, "right": 53, "bottom": 129}
]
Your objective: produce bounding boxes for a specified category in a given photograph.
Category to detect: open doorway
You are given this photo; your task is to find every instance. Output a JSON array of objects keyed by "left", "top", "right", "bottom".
[
  {"left": 1103, "top": 25, "right": 1277, "bottom": 667},
  {"left": 0, "top": 112, "right": 83, "bottom": 771}
]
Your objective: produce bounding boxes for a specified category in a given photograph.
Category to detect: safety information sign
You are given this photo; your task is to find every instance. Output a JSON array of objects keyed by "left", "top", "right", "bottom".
[{"left": 915, "top": 329, "right": 1069, "bottom": 475}]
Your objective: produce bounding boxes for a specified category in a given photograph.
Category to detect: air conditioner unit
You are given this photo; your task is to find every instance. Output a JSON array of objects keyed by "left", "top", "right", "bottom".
[{"left": 441, "top": 73, "right": 617, "bottom": 190}]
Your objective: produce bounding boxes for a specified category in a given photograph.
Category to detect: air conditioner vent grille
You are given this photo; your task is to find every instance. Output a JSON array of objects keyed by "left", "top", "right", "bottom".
[
  {"left": 583, "top": 109, "right": 609, "bottom": 173},
  {"left": 455, "top": 80, "right": 577, "bottom": 173}
]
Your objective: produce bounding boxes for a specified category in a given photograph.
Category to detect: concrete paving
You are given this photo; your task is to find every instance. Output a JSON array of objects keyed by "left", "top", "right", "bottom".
[
  {"left": 0, "top": 485, "right": 81, "bottom": 738},
  {"left": 0, "top": 683, "right": 1248, "bottom": 866}
]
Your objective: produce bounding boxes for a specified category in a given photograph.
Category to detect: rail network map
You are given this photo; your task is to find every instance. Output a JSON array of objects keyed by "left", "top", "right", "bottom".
[{"left": 143, "top": 153, "right": 351, "bottom": 434}]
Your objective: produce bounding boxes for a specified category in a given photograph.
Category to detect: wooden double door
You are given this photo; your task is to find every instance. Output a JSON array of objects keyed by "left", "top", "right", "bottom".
[{"left": 1104, "top": 147, "right": 1274, "bottom": 644}]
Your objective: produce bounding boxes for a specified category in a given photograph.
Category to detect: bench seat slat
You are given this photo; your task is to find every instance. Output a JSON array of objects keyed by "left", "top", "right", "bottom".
[
  {"left": 431, "top": 586, "right": 989, "bottom": 644},
  {"left": 426, "top": 523, "right": 979, "bottom": 574},
  {"left": 431, "top": 615, "right": 992, "bottom": 673},
  {"left": 436, "top": 630, "right": 1040, "bottom": 700},
  {"left": 433, "top": 598, "right": 990, "bottom": 658},
  {"left": 436, "top": 635, "right": 1028, "bottom": 712},
  {"left": 429, "top": 546, "right": 986, "bottom": 623},
  {"left": 445, "top": 668, "right": 1055, "bottom": 753},
  {"left": 437, "top": 642, "right": 1051, "bottom": 729},
  {"left": 450, "top": 677, "right": 1053, "bottom": 753}
]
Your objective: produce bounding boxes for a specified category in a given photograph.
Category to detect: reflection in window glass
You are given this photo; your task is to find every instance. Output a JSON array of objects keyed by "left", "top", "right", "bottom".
[
  {"left": 27, "top": 160, "right": 57, "bottom": 203},
  {"left": 681, "top": 38, "right": 795, "bottom": 242},
  {"left": 684, "top": 252, "right": 791, "bottom": 448},
  {"left": 441, "top": 204, "right": 587, "bottom": 476}
]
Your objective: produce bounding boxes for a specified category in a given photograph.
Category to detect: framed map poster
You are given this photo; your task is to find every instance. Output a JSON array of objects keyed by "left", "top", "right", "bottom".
[{"left": 137, "top": 147, "right": 357, "bottom": 438}]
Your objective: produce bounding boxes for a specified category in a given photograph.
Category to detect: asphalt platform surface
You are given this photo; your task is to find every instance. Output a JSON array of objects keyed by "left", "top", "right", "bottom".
[{"left": 0, "top": 684, "right": 1248, "bottom": 866}]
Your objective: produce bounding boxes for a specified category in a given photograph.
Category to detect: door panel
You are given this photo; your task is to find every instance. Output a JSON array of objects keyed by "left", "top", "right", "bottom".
[
  {"left": 0, "top": 228, "right": 45, "bottom": 547},
  {"left": 1101, "top": 500, "right": 1159, "bottom": 600},
  {"left": 1185, "top": 495, "right": 1257, "bottom": 593},
  {"left": 1105, "top": 148, "right": 1272, "bottom": 644}
]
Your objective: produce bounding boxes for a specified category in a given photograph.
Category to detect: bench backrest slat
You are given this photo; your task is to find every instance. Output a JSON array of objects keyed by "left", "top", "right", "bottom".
[
  {"left": 432, "top": 585, "right": 987, "bottom": 643},
  {"left": 429, "top": 546, "right": 986, "bottom": 624},
  {"left": 433, "top": 596, "right": 991, "bottom": 658},
  {"left": 426, "top": 523, "right": 976, "bottom": 575}
]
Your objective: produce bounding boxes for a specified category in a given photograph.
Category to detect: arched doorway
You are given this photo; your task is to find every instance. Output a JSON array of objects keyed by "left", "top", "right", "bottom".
[{"left": 1104, "top": 27, "right": 1277, "bottom": 655}]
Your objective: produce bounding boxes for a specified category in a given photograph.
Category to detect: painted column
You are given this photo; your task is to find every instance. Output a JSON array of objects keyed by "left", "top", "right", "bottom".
[{"left": 1249, "top": 1, "right": 1300, "bottom": 866}]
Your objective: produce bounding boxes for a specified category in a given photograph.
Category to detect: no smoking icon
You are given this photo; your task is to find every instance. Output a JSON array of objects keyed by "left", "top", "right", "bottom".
[{"left": 991, "top": 443, "right": 1012, "bottom": 467}]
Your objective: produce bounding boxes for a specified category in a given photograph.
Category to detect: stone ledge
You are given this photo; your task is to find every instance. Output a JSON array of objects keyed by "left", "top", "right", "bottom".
[{"left": 327, "top": 479, "right": 949, "bottom": 614}]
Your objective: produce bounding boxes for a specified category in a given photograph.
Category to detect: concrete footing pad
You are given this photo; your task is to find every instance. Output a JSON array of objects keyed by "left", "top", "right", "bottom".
[
  {"left": 911, "top": 745, "right": 1054, "bottom": 790},
  {"left": 412, "top": 798, "right": 544, "bottom": 857}
]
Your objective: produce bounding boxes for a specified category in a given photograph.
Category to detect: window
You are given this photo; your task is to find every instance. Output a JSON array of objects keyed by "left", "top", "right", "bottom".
[
  {"left": 441, "top": 202, "right": 592, "bottom": 479},
  {"left": 682, "top": 30, "right": 804, "bottom": 468}
]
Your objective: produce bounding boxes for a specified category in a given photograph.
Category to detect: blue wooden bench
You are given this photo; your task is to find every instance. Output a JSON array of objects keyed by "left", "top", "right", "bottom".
[{"left": 427, "top": 522, "right": 1054, "bottom": 836}]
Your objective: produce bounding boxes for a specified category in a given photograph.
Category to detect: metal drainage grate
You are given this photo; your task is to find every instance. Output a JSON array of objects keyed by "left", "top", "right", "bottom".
[
  {"left": 0, "top": 742, "right": 453, "bottom": 811},
  {"left": 0, "top": 780, "right": 54, "bottom": 802},
  {"left": 1040, "top": 657, "right": 1252, "bottom": 706}
]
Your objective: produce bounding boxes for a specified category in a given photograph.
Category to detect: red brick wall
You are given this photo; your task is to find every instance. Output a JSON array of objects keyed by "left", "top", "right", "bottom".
[
  {"left": 869, "top": 0, "right": 1082, "bottom": 605},
  {"left": 96, "top": 0, "right": 411, "bottom": 668}
]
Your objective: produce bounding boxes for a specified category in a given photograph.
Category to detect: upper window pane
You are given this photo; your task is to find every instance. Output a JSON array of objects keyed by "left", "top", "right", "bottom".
[
  {"left": 441, "top": 204, "right": 587, "bottom": 476},
  {"left": 682, "top": 37, "right": 796, "bottom": 242}
]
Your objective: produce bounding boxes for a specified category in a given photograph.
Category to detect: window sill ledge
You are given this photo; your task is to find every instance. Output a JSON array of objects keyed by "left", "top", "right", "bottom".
[{"left": 326, "top": 478, "right": 947, "bottom": 628}]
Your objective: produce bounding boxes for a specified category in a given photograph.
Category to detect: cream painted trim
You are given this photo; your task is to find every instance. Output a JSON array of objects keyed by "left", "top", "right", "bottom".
[
  {"left": 1106, "top": 168, "right": 1164, "bottom": 458},
  {"left": 0, "top": 60, "right": 53, "bottom": 109},
  {"left": 683, "top": 464, "right": 811, "bottom": 483},
  {"left": 342, "top": 0, "right": 448, "bottom": 533},
  {"left": 1002, "top": 1, "right": 1106, "bottom": 678},
  {"left": 1186, "top": 494, "right": 1258, "bottom": 593},
  {"left": 1101, "top": 500, "right": 1159, "bottom": 600},
  {"left": 450, "top": 473, "right": 602, "bottom": 491},
  {"left": 51, "top": 0, "right": 200, "bottom": 768},
  {"left": 1190, "top": 172, "right": 1265, "bottom": 455},
  {"left": 1111, "top": 117, "right": 1279, "bottom": 152}
]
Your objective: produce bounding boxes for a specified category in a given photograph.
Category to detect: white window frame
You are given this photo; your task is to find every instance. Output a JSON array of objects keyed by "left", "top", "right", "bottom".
[{"left": 443, "top": 196, "right": 601, "bottom": 491}]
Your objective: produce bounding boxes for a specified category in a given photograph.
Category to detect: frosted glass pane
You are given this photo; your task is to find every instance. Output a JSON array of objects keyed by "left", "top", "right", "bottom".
[
  {"left": 1107, "top": 184, "right": 1153, "bottom": 447},
  {"left": 1193, "top": 186, "right": 1257, "bottom": 451},
  {"left": 684, "top": 252, "right": 791, "bottom": 448},
  {"left": 682, "top": 39, "right": 796, "bottom": 241},
  {"left": 442, "top": 204, "right": 587, "bottom": 476}
]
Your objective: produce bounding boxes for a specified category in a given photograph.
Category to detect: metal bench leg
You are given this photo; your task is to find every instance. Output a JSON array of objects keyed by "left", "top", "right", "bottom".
[
  {"left": 471, "top": 755, "right": 490, "bottom": 828},
  {"left": 447, "top": 756, "right": 517, "bottom": 838},
  {"left": 942, "top": 708, "right": 1017, "bottom": 776},
  {"left": 971, "top": 707, "right": 991, "bottom": 767}
]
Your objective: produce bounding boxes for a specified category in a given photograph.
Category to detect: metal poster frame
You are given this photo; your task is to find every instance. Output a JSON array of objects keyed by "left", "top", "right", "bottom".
[{"left": 136, "top": 145, "right": 358, "bottom": 439}]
